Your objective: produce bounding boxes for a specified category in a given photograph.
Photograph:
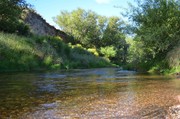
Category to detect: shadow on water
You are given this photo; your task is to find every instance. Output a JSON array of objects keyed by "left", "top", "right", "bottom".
[{"left": 0, "top": 68, "right": 179, "bottom": 118}]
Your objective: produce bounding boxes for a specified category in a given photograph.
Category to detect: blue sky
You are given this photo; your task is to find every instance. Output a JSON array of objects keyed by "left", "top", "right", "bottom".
[{"left": 26, "top": 0, "right": 135, "bottom": 28}]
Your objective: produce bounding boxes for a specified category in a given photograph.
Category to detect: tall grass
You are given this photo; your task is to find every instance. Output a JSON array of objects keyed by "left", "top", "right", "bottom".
[
  {"left": 0, "top": 32, "right": 112, "bottom": 72},
  {"left": 0, "top": 33, "right": 39, "bottom": 71}
]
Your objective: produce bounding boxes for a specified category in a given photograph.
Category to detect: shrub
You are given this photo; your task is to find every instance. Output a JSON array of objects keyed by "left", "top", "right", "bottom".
[
  {"left": 43, "top": 56, "right": 53, "bottom": 66},
  {"left": 0, "top": 32, "right": 113, "bottom": 72},
  {"left": 87, "top": 48, "right": 99, "bottom": 56},
  {"left": 0, "top": 0, "right": 30, "bottom": 35},
  {"left": 100, "top": 46, "right": 117, "bottom": 58}
]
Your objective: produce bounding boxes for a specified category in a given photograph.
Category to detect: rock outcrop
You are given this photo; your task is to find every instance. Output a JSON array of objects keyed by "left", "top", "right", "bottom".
[{"left": 22, "top": 10, "right": 68, "bottom": 41}]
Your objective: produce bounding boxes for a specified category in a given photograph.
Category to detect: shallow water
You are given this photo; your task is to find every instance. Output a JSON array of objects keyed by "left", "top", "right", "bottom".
[{"left": 0, "top": 68, "right": 180, "bottom": 118}]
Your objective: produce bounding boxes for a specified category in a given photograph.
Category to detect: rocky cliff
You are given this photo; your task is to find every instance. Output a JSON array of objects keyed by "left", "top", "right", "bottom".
[{"left": 23, "top": 10, "right": 68, "bottom": 40}]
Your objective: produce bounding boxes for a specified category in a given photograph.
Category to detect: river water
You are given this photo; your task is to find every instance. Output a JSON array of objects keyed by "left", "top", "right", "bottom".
[{"left": 0, "top": 68, "right": 180, "bottom": 118}]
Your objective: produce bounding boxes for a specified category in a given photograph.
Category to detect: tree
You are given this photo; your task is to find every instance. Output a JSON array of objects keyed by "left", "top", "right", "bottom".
[
  {"left": 101, "top": 16, "right": 127, "bottom": 63},
  {"left": 0, "top": 0, "right": 29, "bottom": 35},
  {"left": 54, "top": 8, "right": 101, "bottom": 47},
  {"left": 55, "top": 8, "right": 127, "bottom": 64},
  {"left": 100, "top": 46, "right": 117, "bottom": 59},
  {"left": 126, "top": 0, "right": 180, "bottom": 71}
]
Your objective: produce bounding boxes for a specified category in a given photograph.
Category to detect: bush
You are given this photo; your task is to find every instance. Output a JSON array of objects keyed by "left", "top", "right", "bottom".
[
  {"left": 87, "top": 48, "right": 99, "bottom": 56},
  {"left": 16, "top": 22, "right": 30, "bottom": 36},
  {"left": 0, "top": 32, "right": 113, "bottom": 72},
  {"left": 0, "top": 33, "right": 39, "bottom": 71},
  {"left": 100, "top": 46, "right": 117, "bottom": 58},
  {"left": 0, "top": 0, "right": 30, "bottom": 35},
  {"left": 43, "top": 56, "right": 53, "bottom": 66}
]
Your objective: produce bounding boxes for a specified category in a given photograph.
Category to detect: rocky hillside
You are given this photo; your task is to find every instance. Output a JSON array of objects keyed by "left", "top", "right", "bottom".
[{"left": 23, "top": 10, "right": 68, "bottom": 41}]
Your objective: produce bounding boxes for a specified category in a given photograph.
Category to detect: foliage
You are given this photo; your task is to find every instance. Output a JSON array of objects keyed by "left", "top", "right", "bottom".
[
  {"left": 0, "top": 32, "right": 39, "bottom": 71},
  {"left": 101, "top": 17, "right": 125, "bottom": 47},
  {"left": 126, "top": 36, "right": 156, "bottom": 70},
  {"left": 55, "top": 8, "right": 127, "bottom": 64},
  {"left": 166, "top": 43, "right": 180, "bottom": 68},
  {"left": 0, "top": 32, "right": 112, "bottom": 72},
  {"left": 126, "top": 0, "right": 180, "bottom": 73},
  {"left": 54, "top": 8, "right": 100, "bottom": 47},
  {"left": 87, "top": 48, "right": 99, "bottom": 56},
  {"left": 100, "top": 46, "right": 117, "bottom": 59},
  {"left": 0, "top": 0, "right": 29, "bottom": 35}
]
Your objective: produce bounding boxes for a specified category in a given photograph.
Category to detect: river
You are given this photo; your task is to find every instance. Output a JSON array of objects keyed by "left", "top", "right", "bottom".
[{"left": 0, "top": 68, "right": 179, "bottom": 118}]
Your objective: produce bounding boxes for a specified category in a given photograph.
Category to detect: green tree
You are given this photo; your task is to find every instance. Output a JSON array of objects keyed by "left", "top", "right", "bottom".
[
  {"left": 100, "top": 46, "right": 117, "bottom": 59},
  {"left": 126, "top": 0, "right": 180, "bottom": 71},
  {"left": 101, "top": 17, "right": 124, "bottom": 46},
  {"left": 0, "top": 0, "right": 29, "bottom": 35},
  {"left": 55, "top": 8, "right": 127, "bottom": 64},
  {"left": 101, "top": 16, "right": 127, "bottom": 64},
  {"left": 54, "top": 8, "right": 101, "bottom": 47}
]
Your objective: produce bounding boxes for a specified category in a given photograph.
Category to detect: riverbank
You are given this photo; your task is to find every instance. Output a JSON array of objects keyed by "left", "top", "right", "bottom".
[{"left": 0, "top": 32, "right": 114, "bottom": 72}]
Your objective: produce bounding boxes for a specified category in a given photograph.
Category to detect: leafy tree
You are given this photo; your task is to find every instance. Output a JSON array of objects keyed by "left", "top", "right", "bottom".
[
  {"left": 0, "top": 0, "right": 29, "bottom": 35},
  {"left": 101, "top": 16, "right": 127, "bottom": 64},
  {"left": 100, "top": 46, "right": 117, "bottom": 59},
  {"left": 126, "top": 37, "right": 155, "bottom": 70},
  {"left": 101, "top": 17, "right": 124, "bottom": 46},
  {"left": 55, "top": 9, "right": 127, "bottom": 64},
  {"left": 126, "top": 0, "right": 180, "bottom": 71},
  {"left": 54, "top": 8, "right": 101, "bottom": 47}
]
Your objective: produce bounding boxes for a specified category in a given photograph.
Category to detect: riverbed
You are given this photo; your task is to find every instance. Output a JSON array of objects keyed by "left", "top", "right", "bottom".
[{"left": 0, "top": 68, "right": 179, "bottom": 118}]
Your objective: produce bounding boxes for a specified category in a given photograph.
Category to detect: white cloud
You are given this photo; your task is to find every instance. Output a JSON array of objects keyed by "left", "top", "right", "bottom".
[{"left": 95, "top": 0, "right": 113, "bottom": 4}]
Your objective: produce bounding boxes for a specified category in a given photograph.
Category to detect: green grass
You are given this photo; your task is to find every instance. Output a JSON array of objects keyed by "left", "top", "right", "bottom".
[
  {"left": 148, "top": 46, "right": 180, "bottom": 75},
  {"left": 162, "top": 66, "right": 180, "bottom": 75},
  {"left": 0, "top": 32, "right": 112, "bottom": 72}
]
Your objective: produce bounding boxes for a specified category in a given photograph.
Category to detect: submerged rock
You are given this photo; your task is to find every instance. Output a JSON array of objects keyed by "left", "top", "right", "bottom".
[
  {"left": 169, "top": 105, "right": 180, "bottom": 119},
  {"left": 41, "top": 102, "right": 58, "bottom": 109},
  {"left": 40, "top": 74, "right": 66, "bottom": 79}
]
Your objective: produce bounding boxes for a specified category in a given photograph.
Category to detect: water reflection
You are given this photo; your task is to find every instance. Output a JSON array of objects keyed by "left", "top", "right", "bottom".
[{"left": 0, "top": 68, "right": 179, "bottom": 118}]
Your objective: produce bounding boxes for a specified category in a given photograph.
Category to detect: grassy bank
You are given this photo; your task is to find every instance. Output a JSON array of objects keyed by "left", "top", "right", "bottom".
[
  {"left": 0, "top": 32, "right": 113, "bottom": 72},
  {"left": 125, "top": 37, "right": 180, "bottom": 75}
]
